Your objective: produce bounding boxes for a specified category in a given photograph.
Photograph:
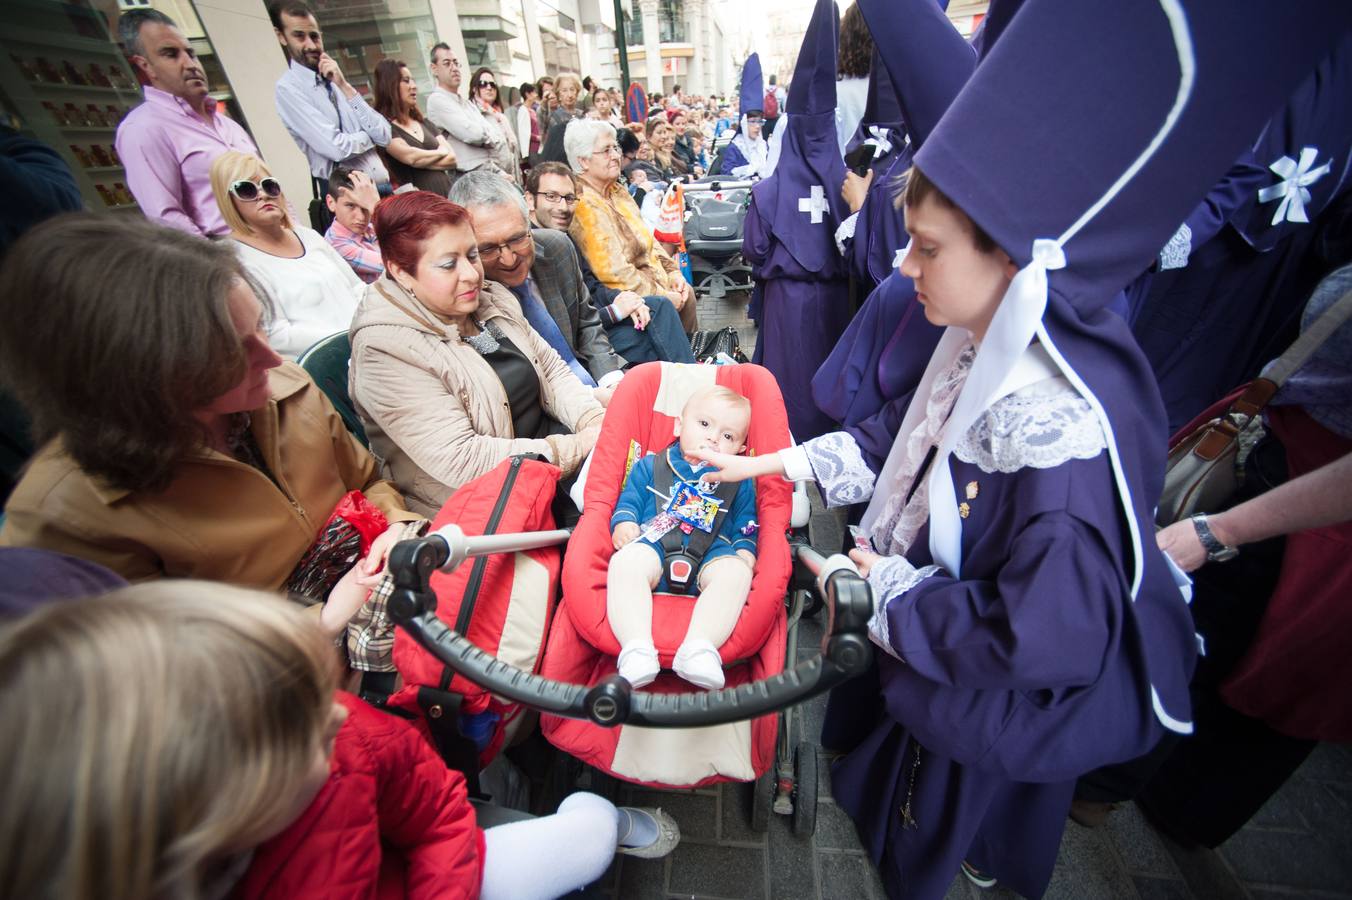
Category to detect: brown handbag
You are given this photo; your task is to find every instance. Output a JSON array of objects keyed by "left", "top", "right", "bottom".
[{"left": 1156, "top": 286, "right": 1352, "bottom": 526}]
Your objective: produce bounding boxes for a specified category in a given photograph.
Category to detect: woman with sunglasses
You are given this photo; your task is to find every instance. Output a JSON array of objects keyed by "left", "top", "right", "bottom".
[
  {"left": 469, "top": 67, "right": 522, "bottom": 185},
  {"left": 211, "top": 151, "right": 365, "bottom": 359},
  {"left": 371, "top": 59, "right": 456, "bottom": 196}
]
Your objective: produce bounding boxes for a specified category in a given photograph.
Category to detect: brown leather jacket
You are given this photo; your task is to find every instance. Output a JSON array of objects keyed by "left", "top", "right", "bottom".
[{"left": 0, "top": 363, "right": 419, "bottom": 585}]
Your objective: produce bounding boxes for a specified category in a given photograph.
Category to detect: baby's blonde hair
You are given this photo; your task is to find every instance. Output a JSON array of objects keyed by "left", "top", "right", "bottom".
[
  {"left": 210, "top": 151, "right": 294, "bottom": 235},
  {"left": 684, "top": 385, "right": 753, "bottom": 442},
  {"left": 0, "top": 582, "right": 338, "bottom": 900}
]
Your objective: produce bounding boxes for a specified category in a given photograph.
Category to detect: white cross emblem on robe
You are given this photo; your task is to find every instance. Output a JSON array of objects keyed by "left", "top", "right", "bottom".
[
  {"left": 798, "top": 185, "right": 828, "bottom": 224},
  {"left": 1257, "top": 146, "right": 1333, "bottom": 226},
  {"left": 863, "top": 126, "right": 893, "bottom": 159}
]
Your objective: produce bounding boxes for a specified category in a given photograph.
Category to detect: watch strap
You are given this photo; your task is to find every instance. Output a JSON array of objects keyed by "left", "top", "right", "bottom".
[{"left": 1191, "top": 514, "right": 1238, "bottom": 561}]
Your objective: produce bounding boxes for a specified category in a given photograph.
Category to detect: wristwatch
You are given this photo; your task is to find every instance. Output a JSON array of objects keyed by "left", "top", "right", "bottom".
[{"left": 1191, "top": 514, "right": 1239, "bottom": 563}]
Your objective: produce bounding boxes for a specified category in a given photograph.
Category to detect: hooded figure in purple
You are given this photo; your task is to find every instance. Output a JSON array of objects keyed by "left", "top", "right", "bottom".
[
  {"left": 716, "top": 54, "right": 773, "bottom": 180},
  {"left": 698, "top": 2, "right": 1352, "bottom": 897},
  {"left": 811, "top": 0, "right": 978, "bottom": 471},
  {"left": 1130, "top": 30, "right": 1352, "bottom": 431},
  {"left": 743, "top": 0, "right": 853, "bottom": 440},
  {"left": 838, "top": 0, "right": 975, "bottom": 294}
]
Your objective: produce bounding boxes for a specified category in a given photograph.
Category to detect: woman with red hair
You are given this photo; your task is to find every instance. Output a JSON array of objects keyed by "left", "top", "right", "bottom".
[{"left": 348, "top": 191, "right": 604, "bottom": 516}]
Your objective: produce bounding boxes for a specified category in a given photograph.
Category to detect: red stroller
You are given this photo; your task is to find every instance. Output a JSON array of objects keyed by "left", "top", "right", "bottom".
[{"left": 387, "top": 363, "right": 875, "bottom": 833}]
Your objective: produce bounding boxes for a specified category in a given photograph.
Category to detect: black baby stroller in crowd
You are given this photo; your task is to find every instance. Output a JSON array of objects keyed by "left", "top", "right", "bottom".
[{"left": 683, "top": 179, "right": 756, "bottom": 301}]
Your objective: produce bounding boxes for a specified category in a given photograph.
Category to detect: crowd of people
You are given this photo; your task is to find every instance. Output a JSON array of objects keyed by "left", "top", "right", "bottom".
[{"left": 0, "top": 0, "right": 1350, "bottom": 898}]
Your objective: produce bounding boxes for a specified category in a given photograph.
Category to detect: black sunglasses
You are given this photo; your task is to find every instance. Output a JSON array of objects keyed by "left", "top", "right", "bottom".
[
  {"left": 229, "top": 177, "right": 283, "bottom": 202},
  {"left": 479, "top": 80, "right": 497, "bottom": 88}
]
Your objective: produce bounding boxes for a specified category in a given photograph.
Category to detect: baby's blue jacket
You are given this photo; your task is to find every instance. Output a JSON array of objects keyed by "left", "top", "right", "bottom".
[{"left": 611, "top": 444, "right": 759, "bottom": 556}]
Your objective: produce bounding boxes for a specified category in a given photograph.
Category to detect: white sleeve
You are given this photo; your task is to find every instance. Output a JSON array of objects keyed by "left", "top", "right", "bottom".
[{"left": 797, "top": 431, "right": 877, "bottom": 508}]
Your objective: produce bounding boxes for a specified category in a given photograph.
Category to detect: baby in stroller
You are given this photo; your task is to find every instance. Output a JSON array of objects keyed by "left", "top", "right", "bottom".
[{"left": 608, "top": 386, "right": 758, "bottom": 691}]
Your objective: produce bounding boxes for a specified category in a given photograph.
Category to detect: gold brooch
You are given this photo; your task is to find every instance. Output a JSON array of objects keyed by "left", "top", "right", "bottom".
[
  {"left": 965, "top": 481, "right": 979, "bottom": 500},
  {"left": 958, "top": 502, "right": 971, "bottom": 519}
]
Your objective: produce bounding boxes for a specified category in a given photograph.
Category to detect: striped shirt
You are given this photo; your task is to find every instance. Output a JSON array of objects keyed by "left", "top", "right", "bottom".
[{"left": 325, "top": 219, "right": 384, "bottom": 283}]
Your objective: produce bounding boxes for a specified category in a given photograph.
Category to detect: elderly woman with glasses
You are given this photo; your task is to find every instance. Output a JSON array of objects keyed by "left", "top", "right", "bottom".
[
  {"left": 469, "top": 66, "right": 522, "bottom": 185},
  {"left": 347, "top": 191, "right": 603, "bottom": 516},
  {"left": 212, "top": 151, "right": 364, "bottom": 359},
  {"left": 564, "top": 119, "right": 698, "bottom": 333}
]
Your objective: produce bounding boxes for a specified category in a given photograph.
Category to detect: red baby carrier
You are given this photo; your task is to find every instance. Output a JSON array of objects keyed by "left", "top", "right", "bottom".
[{"left": 539, "top": 362, "right": 795, "bottom": 788}]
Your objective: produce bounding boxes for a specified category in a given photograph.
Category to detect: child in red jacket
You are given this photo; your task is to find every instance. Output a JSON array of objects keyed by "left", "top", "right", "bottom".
[{"left": 0, "top": 581, "right": 677, "bottom": 900}]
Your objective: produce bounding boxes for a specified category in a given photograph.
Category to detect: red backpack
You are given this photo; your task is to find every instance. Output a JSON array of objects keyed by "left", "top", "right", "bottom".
[{"left": 762, "top": 89, "right": 779, "bottom": 119}]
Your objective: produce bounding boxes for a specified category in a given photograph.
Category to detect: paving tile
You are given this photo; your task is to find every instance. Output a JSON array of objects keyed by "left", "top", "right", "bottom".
[
  {"left": 766, "top": 809, "right": 817, "bottom": 900},
  {"left": 1218, "top": 828, "right": 1352, "bottom": 892},
  {"left": 1291, "top": 742, "right": 1352, "bottom": 782},
  {"left": 813, "top": 799, "right": 866, "bottom": 851},
  {"left": 668, "top": 842, "right": 767, "bottom": 899},
  {"left": 1246, "top": 781, "right": 1310, "bottom": 833},
  {"left": 616, "top": 855, "right": 668, "bottom": 900},
  {"left": 1270, "top": 777, "right": 1350, "bottom": 838},
  {"left": 1042, "top": 822, "right": 1137, "bottom": 900},
  {"left": 718, "top": 780, "right": 769, "bottom": 846},
  {"left": 817, "top": 851, "right": 875, "bottom": 900},
  {"left": 628, "top": 788, "right": 720, "bottom": 844},
  {"left": 1105, "top": 803, "right": 1181, "bottom": 878},
  {"left": 1130, "top": 875, "right": 1196, "bottom": 900}
]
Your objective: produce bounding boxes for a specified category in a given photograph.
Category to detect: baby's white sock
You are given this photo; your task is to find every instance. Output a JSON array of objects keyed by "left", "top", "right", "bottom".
[
  {"left": 673, "top": 638, "right": 725, "bottom": 690},
  {"left": 616, "top": 640, "right": 660, "bottom": 688}
]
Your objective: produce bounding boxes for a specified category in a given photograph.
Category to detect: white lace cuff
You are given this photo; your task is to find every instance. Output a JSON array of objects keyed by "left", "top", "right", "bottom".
[
  {"left": 1158, "top": 221, "right": 1193, "bottom": 271},
  {"left": 866, "top": 557, "right": 942, "bottom": 660},
  {"left": 834, "top": 212, "right": 860, "bottom": 256},
  {"left": 802, "top": 432, "right": 876, "bottom": 508},
  {"left": 598, "top": 370, "right": 625, "bottom": 389}
]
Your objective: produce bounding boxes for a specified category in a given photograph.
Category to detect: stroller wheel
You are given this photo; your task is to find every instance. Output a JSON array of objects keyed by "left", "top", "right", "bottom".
[
  {"left": 800, "top": 588, "right": 823, "bottom": 620},
  {"left": 792, "top": 743, "right": 819, "bottom": 837},
  {"left": 748, "top": 765, "right": 775, "bottom": 832}
]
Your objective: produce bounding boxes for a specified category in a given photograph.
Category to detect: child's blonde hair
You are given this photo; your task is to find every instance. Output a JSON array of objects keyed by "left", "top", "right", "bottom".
[
  {"left": 685, "top": 384, "right": 752, "bottom": 420},
  {"left": 0, "top": 582, "right": 338, "bottom": 900}
]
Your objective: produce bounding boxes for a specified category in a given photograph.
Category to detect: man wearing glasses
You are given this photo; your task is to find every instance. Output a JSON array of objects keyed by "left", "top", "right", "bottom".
[
  {"left": 269, "top": 0, "right": 390, "bottom": 194},
  {"left": 449, "top": 170, "right": 626, "bottom": 404},
  {"left": 426, "top": 43, "right": 503, "bottom": 178},
  {"left": 525, "top": 163, "right": 696, "bottom": 368}
]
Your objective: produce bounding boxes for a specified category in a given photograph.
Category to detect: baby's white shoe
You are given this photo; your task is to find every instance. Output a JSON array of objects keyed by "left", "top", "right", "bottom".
[
  {"left": 616, "top": 641, "right": 660, "bottom": 688},
  {"left": 673, "top": 638, "right": 725, "bottom": 690}
]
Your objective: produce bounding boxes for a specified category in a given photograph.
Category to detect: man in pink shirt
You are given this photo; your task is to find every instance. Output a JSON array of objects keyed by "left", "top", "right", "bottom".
[{"left": 115, "top": 9, "right": 260, "bottom": 237}]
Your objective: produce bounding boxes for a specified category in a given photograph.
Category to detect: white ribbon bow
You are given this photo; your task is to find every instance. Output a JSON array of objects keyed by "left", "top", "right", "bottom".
[
  {"left": 863, "top": 125, "right": 893, "bottom": 159},
  {"left": 1257, "top": 145, "right": 1332, "bottom": 226}
]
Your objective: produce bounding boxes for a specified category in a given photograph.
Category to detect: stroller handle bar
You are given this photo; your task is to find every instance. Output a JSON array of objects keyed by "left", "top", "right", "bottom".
[
  {"left": 683, "top": 179, "right": 757, "bottom": 193},
  {"left": 386, "top": 533, "right": 873, "bottom": 729},
  {"left": 427, "top": 523, "right": 573, "bottom": 573}
]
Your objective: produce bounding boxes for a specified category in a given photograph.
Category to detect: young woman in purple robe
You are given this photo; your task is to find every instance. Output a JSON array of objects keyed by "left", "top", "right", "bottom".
[{"left": 699, "top": 166, "right": 1199, "bottom": 897}]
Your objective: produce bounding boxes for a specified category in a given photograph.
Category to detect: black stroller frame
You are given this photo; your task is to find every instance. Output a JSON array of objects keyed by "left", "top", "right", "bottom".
[{"left": 387, "top": 522, "right": 874, "bottom": 834}]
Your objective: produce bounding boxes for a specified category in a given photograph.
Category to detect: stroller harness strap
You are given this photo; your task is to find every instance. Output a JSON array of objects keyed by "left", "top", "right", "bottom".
[{"left": 651, "top": 449, "right": 741, "bottom": 594}]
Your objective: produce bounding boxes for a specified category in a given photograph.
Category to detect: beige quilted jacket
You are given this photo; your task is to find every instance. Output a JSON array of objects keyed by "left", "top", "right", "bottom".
[{"left": 349, "top": 275, "right": 604, "bottom": 518}]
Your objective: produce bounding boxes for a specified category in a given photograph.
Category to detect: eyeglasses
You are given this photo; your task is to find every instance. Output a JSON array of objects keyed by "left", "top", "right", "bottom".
[
  {"left": 592, "top": 144, "right": 622, "bottom": 157},
  {"left": 229, "top": 178, "right": 283, "bottom": 202},
  {"left": 477, "top": 231, "right": 532, "bottom": 262},
  {"left": 478, "top": 80, "right": 496, "bottom": 89},
  {"left": 536, "top": 190, "right": 578, "bottom": 205}
]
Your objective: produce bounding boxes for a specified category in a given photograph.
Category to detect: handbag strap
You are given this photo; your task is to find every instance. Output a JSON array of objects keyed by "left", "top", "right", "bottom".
[{"left": 1225, "top": 285, "right": 1352, "bottom": 423}]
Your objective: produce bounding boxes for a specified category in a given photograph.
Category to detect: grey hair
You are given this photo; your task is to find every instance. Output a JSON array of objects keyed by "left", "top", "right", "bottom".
[
  {"left": 447, "top": 170, "right": 529, "bottom": 222},
  {"left": 118, "top": 8, "right": 177, "bottom": 58},
  {"left": 564, "top": 119, "right": 617, "bottom": 172}
]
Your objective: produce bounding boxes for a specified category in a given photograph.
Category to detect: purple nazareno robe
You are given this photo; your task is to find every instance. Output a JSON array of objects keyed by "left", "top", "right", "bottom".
[
  {"left": 1131, "top": 30, "right": 1352, "bottom": 430},
  {"left": 745, "top": 0, "right": 852, "bottom": 441},
  {"left": 815, "top": 2, "right": 1352, "bottom": 898}
]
